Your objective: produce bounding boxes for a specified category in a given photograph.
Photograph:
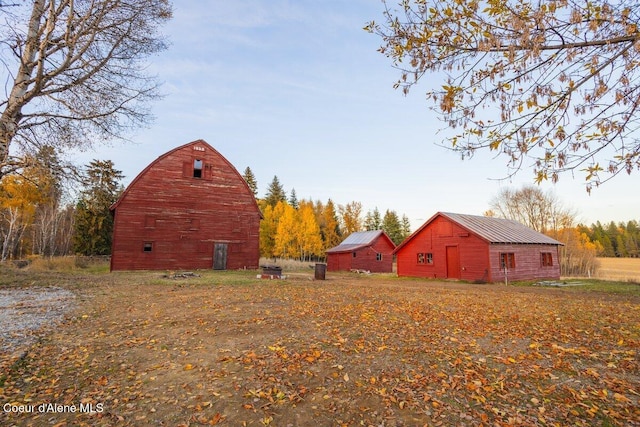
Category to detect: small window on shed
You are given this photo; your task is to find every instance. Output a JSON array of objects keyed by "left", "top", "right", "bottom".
[
  {"left": 500, "top": 252, "right": 515, "bottom": 269},
  {"left": 376, "top": 253, "right": 383, "bottom": 261},
  {"left": 417, "top": 252, "right": 433, "bottom": 264},
  {"left": 193, "top": 159, "right": 203, "bottom": 178},
  {"left": 352, "top": 251, "right": 357, "bottom": 258},
  {"left": 143, "top": 242, "right": 153, "bottom": 252},
  {"left": 541, "top": 252, "right": 553, "bottom": 267}
]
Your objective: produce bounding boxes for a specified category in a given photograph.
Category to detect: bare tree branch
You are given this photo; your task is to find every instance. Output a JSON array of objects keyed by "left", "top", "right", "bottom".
[{"left": 0, "top": 0, "right": 172, "bottom": 179}]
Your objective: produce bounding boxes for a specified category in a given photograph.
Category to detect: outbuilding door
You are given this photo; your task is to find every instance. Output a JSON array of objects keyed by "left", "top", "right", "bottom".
[
  {"left": 213, "top": 243, "right": 228, "bottom": 270},
  {"left": 446, "top": 246, "right": 460, "bottom": 279}
]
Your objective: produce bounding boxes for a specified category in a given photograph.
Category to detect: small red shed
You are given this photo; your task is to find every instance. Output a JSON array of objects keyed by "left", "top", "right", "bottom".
[
  {"left": 326, "top": 230, "right": 396, "bottom": 273},
  {"left": 110, "top": 140, "right": 262, "bottom": 271},
  {"left": 394, "top": 212, "right": 562, "bottom": 282}
]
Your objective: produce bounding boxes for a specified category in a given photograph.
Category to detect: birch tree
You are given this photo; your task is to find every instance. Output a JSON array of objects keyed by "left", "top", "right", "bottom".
[
  {"left": 0, "top": 0, "right": 172, "bottom": 178},
  {"left": 367, "top": 1, "right": 640, "bottom": 190},
  {"left": 321, "top": 199, "right": 342, "bottom": 251},
  {"left": 339, "top": 201, "right": 363, "bottom": 234},
  {"left": 0, "top": 171, "right": 44, "bottom": 260},
  {"left": 489, "top": 185, "right": 575, "bottom": 233}
]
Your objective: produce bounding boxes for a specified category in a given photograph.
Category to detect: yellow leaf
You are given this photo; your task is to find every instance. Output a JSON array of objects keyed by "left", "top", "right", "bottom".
[
  {"left": 614, "top": 393, "right": 631, "bottom": 403},
  {"left": 184, "top": 364, "right": 194, "bottom": 371}
]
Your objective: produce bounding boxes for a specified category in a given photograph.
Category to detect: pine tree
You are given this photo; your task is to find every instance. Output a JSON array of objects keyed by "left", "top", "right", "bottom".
[
  {"left": 382, "top": 209, "right": 403, "bottom": 245},
  {"left": 364, "top": 207, "right": 382, "bottom": 231},
  {"left": 242, "top": 167, "right": 258, "bottom": 197},
  {"left": 73, "top": 160, "right": 123, "bottom": 255},
  {"left": 289, "top": 188, "right": 299, "bottom": 209},
  {"left": 400, "top": 214, "right": 412, "bottom": 242},
  {"left": 264, "top": 176, "right": 286, "bottom": 207}
]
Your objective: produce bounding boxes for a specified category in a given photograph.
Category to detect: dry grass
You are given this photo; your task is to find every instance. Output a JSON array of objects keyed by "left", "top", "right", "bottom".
[
  {"left": 596, "top": 257, "right": 640, "bottom": 283},
  {"left": 259, "top": 257, "right": 321, "bottom": 272}
]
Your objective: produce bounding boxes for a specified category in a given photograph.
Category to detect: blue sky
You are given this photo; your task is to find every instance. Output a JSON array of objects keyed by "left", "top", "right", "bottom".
[{"left": 73, "top": 0, "right": 639, "bottom": 229}]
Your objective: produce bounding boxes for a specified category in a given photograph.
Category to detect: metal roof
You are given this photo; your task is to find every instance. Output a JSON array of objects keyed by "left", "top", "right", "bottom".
[
  {"left": 440, "top": 212, "right": 563, "bottom": 245},
  {"left": 326, "top": 230, "right": 386, "bottom": 253}
]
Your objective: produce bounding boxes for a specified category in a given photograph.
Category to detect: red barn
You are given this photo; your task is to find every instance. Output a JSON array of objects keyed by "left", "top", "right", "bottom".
[
  {"left": 326, "top": 230, "right": 396, "bottom": 273},
  {"left": 110, "top": 140, "right": 261, "bottom": 271},
  {"left": 394, "top": 212, "right": 562, "bottom": 282}
]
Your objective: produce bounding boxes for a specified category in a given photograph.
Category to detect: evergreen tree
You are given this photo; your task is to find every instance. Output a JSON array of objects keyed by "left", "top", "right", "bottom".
[
  {"left": 289, "top": 188, "right": 299, "bottom": 209},
  {"left": 364, "top": 207, "right": 382, "bottom": 231},
  {"left": 400, "top": 214, "right": 412, "bottom": 242},
  {"left": 242, "top": 167, "right": 258, "bottom": 197},
  {"left": 264, "top": 175, "right": 286, "bottom": 207},
  {"left": 382, "top": 209, "right": 403, "bottom": 245},
  {"left": 73, "top": 160, "right": 123, "bottom": 255}
]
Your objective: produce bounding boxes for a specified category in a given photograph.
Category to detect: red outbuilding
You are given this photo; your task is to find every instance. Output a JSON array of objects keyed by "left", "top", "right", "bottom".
[
  {"left": 326, "top": 230, "right": 396, "bottom": 273},
  {"left": 110, "top": 140, "right": 261, "bottom": 271},
  {"left": 394, "top": 212, "right": 562, "bottom": 282}
]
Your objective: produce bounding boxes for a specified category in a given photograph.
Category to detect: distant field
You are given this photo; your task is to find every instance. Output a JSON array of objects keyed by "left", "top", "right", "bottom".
[{"left": 596, "top": 257, "right": 640, "bottom": 282}]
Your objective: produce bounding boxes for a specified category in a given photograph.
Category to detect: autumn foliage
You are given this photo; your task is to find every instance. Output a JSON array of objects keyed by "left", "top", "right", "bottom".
[{"left": 1, "top": 271, "right": 638, "bottom": 426}]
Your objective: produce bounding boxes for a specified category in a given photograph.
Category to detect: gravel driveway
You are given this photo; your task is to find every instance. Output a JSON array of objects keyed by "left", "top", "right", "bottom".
[{"left": 0, "top": 287, "right": 76, "bottom": 358}]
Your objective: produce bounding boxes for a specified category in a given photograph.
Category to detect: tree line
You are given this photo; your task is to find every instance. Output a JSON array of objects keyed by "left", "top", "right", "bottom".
[
  {"left": 244, "top": 171, "right": 412, "bottom": 261},
  {"left": 578, "top": 221, "right": 640, "bottom": 258},
  {"left": 0, "top": 148, "right": 122, "bottom": 261}
]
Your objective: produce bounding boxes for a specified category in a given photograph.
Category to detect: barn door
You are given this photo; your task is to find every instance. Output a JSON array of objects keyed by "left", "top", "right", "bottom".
[
  {"left": 213, "top": 243, "right": 228, "bottom": 270},
  {"left": 446, "top": 246, "right": 460, "bottom": 279}
]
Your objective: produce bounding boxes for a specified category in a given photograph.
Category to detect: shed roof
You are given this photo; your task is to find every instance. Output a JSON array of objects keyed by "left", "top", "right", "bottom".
[
  {"left": 441, "top": 212, "right": 563, "bottom": 245},
  {"left": 326, "top": 230, "right": 392, "bottom": 253},
  {"left": 395, "top": 212, "right": 563, "bottom": 253}
]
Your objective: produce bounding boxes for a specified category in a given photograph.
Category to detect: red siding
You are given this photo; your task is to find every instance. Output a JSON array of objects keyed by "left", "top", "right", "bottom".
[
  {"left": 396, "top": 215, "right": 560, "bottom": 282},
  {"left": 489, "top": 244, "right": 561, "bottom": 282},
  {"left": 110, "top": 140, "right": 261, "bottom": 271},
  {"left": 327, "top": 252, "right": 352, "bottom": 272},
  {"left": 326, "top": 235, "right": 395, "bottom": 273},
  {"left": 396, "top": 216, "right": 489, "bottom": 281}
]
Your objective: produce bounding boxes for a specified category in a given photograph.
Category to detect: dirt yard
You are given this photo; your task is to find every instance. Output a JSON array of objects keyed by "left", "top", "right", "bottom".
[{"left": 1, "top": 269, "right": 639, "bottom": 426}]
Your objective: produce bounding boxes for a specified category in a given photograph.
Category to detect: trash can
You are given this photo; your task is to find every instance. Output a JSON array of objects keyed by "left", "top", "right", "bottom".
[{"left": 314, "top": 263, "right": 326, "bottom": 280}]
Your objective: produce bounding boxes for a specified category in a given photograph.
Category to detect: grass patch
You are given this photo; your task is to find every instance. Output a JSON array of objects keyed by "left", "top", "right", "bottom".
[{"left": 516, "top": 278, "right": 640, "bottom": 295}]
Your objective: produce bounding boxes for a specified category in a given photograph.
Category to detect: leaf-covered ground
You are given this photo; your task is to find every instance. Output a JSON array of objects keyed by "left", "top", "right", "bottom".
[{"left": 1, "top": 271, "right": 639, "bottom": 426}]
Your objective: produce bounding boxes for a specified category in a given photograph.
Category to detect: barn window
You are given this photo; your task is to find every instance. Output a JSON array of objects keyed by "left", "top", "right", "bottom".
[
  {"left": 541, "top": 252, "right": 553, "bottom": 267},
  {"left": 193, "top": 159, "right": 203, "bottom": 178},
  {"left": 417, "top": 253, "right": 433, "bottom": 264},
  {"left": 500, "top": 252, "right": 515, "bottom": 269},
  {"left": 143, "top": 242, "right": 153, "bottom": 252},
  {"left": 376, "top": 253, "right": 383, "bottom": 261},
  {"left": 352, "top": 251, "right": 357, "bottom": 258}
]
